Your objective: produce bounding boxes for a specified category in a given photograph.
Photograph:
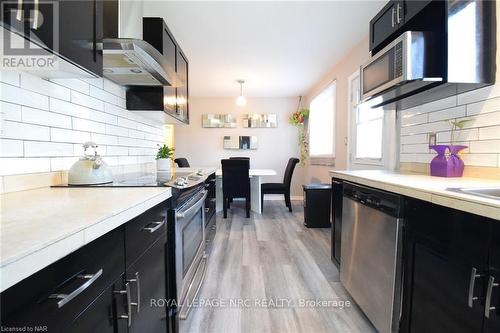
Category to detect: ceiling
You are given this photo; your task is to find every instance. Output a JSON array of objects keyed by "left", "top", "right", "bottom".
[{"left": 143, "top": 1, "right": 384, "bottom": 97}]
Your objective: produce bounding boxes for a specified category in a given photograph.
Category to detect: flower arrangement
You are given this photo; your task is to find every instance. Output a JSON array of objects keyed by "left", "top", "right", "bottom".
[{"left": 290, "top": 97, "right": 309, "bottom": 165}]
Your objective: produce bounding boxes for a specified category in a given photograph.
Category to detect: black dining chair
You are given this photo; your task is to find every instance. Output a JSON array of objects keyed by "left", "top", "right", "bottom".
[
  {"left": 261, "top": 157, "right": 300, "bottom": 212},
  {"left": 221, "top": 159, "right": 251, "bottom": 218},
  {"left": 229, "top": 157, "right": 250, "bottom": 160},
  {"left": 174, "top": 158, "right": 190, "bottom": 167}
]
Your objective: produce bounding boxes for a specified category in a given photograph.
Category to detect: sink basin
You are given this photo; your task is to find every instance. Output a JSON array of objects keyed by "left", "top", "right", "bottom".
[{"left": 447, "top": 187, "right": 500, "bottom": 201}]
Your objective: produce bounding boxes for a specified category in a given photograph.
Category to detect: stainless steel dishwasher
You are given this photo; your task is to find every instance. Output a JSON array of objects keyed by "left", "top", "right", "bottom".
[{"left": 340, "top": 182, "right": 404, "bottom": 333}]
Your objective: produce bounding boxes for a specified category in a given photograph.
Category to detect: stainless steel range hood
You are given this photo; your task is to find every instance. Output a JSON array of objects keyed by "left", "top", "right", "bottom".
[
  {"left": 102, "top": 0, "right": 177, "bottom": 86},
  {"left": 103, "top": 38, "right": 177, "bottom": 86}
]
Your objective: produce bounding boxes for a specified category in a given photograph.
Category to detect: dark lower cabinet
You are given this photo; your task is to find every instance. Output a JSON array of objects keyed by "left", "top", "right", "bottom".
[
  {"left": 485, "top": 222, "right": 500, "bottom": 332},
  {"left": 331, "top": 178, "right": 343, "bottom": 266},
  {"left": 0, "top": 199, "right": 171, "bottom": 333},
  {"left": 127, "top": 237, "right": 167, "bottom": 333},
  {"left": 401, "top": 198, "right": 498, "bottom": 333},
  {"left": 62, "top": 280, "right": 123, "bottom": 333}
]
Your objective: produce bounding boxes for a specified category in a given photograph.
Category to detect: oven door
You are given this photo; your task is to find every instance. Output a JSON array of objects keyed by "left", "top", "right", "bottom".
[{"left": 175, "top": 189, "right": 208, "bottom": 320}]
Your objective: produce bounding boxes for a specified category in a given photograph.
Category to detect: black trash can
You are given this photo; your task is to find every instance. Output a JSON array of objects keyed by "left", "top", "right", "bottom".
[{"left": 303, "top": 183, "right": 332, "bottom": 228}]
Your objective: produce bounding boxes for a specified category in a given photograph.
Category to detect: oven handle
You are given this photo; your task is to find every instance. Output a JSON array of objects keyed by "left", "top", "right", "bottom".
[{"left": 176, "top": 190, "right": 208, "bottom": 219}]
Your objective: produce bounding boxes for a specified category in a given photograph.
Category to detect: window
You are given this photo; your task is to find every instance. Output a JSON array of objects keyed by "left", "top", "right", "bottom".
[
  {"left": 355, "top": 103, "right": 383, "bottom": 160},
  {"left": 309, "top": 82, "right": 336, "bottom": 160}
]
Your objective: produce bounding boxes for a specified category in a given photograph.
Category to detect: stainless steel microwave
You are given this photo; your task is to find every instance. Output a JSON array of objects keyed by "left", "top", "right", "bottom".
[{"left": 360, "top": 31, "right": 442, "bottom": 103}]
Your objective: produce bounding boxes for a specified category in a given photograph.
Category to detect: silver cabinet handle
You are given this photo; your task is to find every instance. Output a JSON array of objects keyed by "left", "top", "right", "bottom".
[
  {"left": 114, "top": 282, "right": 132, "bottom": 327},
  {"left": 485, "top": 276, "right": 499, "bottom": 318},
  {"left": 16, "top": 0, "right": 23, "bottom": 21},
  {"left": 127, "top": 272, "right": 141, "bottom": 313},
  {"left": 391, "top": 7, "right": 395, "bottom": 27},
  {"left": 32, "top": 0, "right": 38, "bottom": 29},
  {"left": 468, "top": 267, "right": 482, "bottom": 307},
  {"left": 49, "top": 268, "right": 103, "bottom": 308},
  {"left": 142, "top": 220, "right": 165, "bottom": 233},
  {"left": 396, "top": 3, "right": 401, "bottom": 24}
]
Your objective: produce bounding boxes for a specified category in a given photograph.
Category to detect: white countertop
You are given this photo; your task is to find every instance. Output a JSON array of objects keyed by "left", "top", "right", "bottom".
[
  {"left": 0, "top": 186, "right": 172, "bottom": 292},
  {"left": 329, "top": 170, "right": 500, "bottom": 220}
]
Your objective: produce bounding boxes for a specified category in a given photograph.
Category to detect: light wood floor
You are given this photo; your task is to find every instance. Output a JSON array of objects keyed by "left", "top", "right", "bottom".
[{"left": 180, "top": 201, "right": 376, "bottom": 333}]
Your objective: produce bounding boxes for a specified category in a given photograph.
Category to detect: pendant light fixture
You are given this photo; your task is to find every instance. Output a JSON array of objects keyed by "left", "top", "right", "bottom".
[{"left": 236, "top": 79, "right": 247, "bottom": 106}]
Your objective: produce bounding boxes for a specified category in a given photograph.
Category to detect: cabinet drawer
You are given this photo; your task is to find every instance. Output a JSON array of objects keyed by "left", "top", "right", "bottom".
[
  {"left": 125, "top": 200, "right": 169, "bottom": 267},
  {"left": 0, "top": 227, "right": 124, "bottom": 332}
]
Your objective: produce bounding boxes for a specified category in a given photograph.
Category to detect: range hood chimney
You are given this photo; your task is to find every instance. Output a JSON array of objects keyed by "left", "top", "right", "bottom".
[{"left": 102, "top": 0, "right": 177, "bottom": 86}]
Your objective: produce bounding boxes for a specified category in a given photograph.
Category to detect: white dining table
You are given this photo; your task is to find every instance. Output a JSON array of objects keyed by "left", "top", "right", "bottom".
[{"left": 215, "top": 169, "right": 277, "bottom": 214}]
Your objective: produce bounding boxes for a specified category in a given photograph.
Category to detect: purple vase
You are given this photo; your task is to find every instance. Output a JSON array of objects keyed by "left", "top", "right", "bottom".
[{"left": 429, "top": 145, "right": 467, "bottom": 177}]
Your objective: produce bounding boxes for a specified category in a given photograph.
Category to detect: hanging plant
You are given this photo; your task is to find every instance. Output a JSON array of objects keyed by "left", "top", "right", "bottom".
[{"left": 290, "top": 96, "right": 309, "bottom": 165}]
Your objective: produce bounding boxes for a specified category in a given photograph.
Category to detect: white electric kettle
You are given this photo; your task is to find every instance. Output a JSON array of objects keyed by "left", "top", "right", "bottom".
[{"left": 68, "top": 142, "right": 113, "bottom": 185}]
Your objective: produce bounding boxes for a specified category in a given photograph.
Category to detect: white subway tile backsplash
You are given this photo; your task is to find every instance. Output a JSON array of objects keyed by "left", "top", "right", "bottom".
[
  {"left": 50, "top": 78, "right": 90, "bottom": 95},
  {"left": 0, "top": 158, "right": 51, "bottom": 175},
  {"left": 1, "top": 121, "right": 50, "bottom": 141},
  {"left": 22, "top": 107, "right": 72, "bottom": 129},
  {"left": 0, "top": 71, "right": 20, "bottom": 86},
  {"left": 51, "top": 128, "right": 91, "bottom": 144},
  {"left": 401, "top": 144, "right": 430, "bottom": 154},
  {"left": 1, "top": 102, "right": 22, "bottom": 121},
  {"left": 457, "top": 84, "right": 500, "bottom": 105},
  {"left": 71, "top": 91, "right": 104, "bottom": 111},
  {"left": 81, "top": 78, "right": 104, "bottom": 89},
  {"left": 72, "top": 118, "right": 106, "bottom": 134},
  {"left": 400, "top": 134, "right": 428, "bottom": 145},
  {"left": 21, "top": 74, "right": 71, "bottom": 101},
  {"left": 24, "top": 141, "right": 74, "bottom": 157},
  {"left": 401, "top": 113, "right": 428, "bottom": 127},
  {"left": 436, "top": 128, "right": 479, "bottom": 143},
  {"left": 50, "top": 157, "right": 79, "bottom": 171},
  {"left": 91, "top": 133, "right": 118, "bottom": 145},
  {"left": 103, "top": 80, "right": 126, "bottom": 99},
  {"left": 0, "top": 139, "right": 23, "bottom": 157},
  {"left": 107, "top": 146, "right": 129, "bottom": 156},
  {"left": 1, "top": 83, "right": 49, "bottom": 110},
  {"left": 105, "top": 124, "right": 129, "bottom": 137},
  {"left": 461, "top": 154, "right": 498, "bottom": 167},
  {"left": 466, "top": 96, "right": 500, "bottom": 116},
  {"left": 0, "top": 71, "right": 165, "bottom": 176},
  {"left": 478, "top": 126, "right": 500, "bottom": 140},
  {"left": 50, "top": 98, "right": 90, "bottom": 119},
  {"left": 401, "top": 84, "right": 500, "bottom": 168},
  {"left": 428, "top": 105, "right": 466, "bottom": 122},
  {"left": 73, "top": 143, "right": 106, "bottom": 156},
  {"left": 469, "top": 140, "right": 500, "bottom": 154}
]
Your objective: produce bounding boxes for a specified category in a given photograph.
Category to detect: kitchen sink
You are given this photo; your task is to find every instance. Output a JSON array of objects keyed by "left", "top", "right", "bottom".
[{"left": 447, "top": 187, "right": 500, "bottom": 201}]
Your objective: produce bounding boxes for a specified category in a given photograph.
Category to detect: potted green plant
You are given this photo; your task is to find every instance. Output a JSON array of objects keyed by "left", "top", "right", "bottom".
[
  {"left": 290, "top": 96, "right": 309, "bottom": 166},
  {"left": 156, "top": 145, "right": 174, "bottom": 172}
]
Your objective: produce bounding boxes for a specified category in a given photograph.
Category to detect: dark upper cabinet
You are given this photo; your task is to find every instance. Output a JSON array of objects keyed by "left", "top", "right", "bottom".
[
  {"left": 401, "top": 198, "right": 498, "bottom": 333},
  {"left": 369, "top": 0, "right": 403, "bottom": 53},
  {"left": 0, "top": 0, "right": 103, "bottom": 76},
  {"left": 176, "top": 49, "right": 189, "bottom": 122},
  {"left": 127, "top": 17, "right": 189, "bottom": 124},
  {"left": 369, "top": 0, "right": 434, "bottom": 53}
]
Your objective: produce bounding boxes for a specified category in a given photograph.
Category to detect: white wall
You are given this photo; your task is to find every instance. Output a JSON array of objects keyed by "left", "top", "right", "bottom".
[
  {"left": 174, "top": 97, "right": 304, "bottom": 196},
  {"left": 0, "top": 71, "right": 166, "bottom": 179}
]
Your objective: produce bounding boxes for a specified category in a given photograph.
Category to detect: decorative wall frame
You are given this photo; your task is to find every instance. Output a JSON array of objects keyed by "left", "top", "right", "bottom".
[
  {"left": 223, "top": 136, "right": 258, "bottom": 150},
  {"left": 242, "top": 113, "right": 278, "bottom": 128},
  {"left": 202, "top": 114, "right": 237, "bottom": 128}
]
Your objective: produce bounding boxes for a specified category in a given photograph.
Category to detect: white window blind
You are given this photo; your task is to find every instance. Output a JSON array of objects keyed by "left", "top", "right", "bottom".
[{"left": 309, "top": 82, "right": 336, "bottom": 163}]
